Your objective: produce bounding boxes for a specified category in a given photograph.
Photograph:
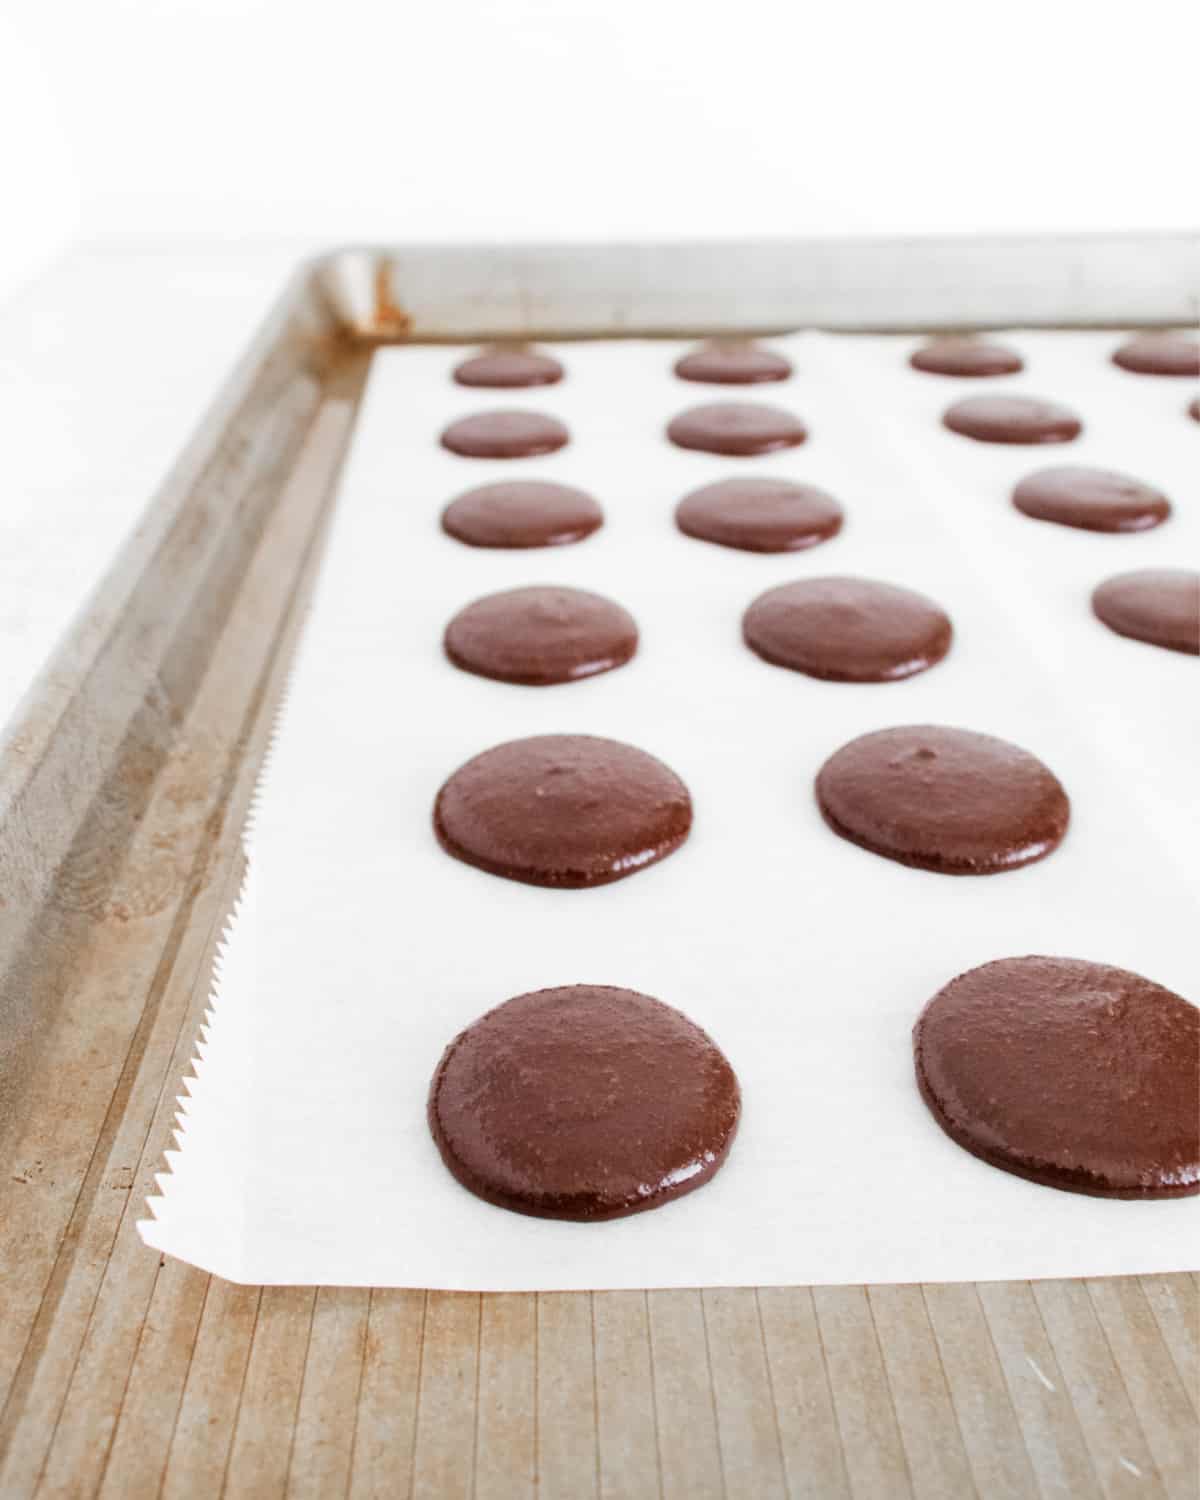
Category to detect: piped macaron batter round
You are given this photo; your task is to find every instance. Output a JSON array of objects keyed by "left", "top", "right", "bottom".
[
  {"left": 441, "top": 480, "right": 603, "bottom": 548},
  {"left": 441, "top": 410, "right": 569, "bottom": 459},
  {"left": 675, "top": 477, "right": 843, "bottom": 553},
  {"left": 666, "top": 402, "right": 807, "bottom": 456},
  {"left": 453, "top": 346, "right": 564, "bottom": 388},
  {"left": 1092, "top": 569, "right": 1200, "bottom": 655},
  {"left": 1112, "top": 332, "right": 1200, "bottom": 378},
  {"left": 443, "top": 585, "right": 638, "bottom": 686},
  {"left": 914, "top": 956, "right": 1199, "bottom": 1198},
  {"left": 943, "top": 395, "right": 1082, "bottom": 445},
  {"left": 743, "top": 576, "right": 951, "bottom": 682},
  {"left": 815, "top": 725, "right": 1069, "bottom": 874},
  {"left": 674, "top": 341, "right": 792, "bottom": 385},
  {"left": 1012, "top": 466, "right": 1170, "bottom": 534},
  {"left": 429, "top": 984, "right": 741, "bottom": 1220},
  {"left": 434, "top": 734, "right": 692, "bottom": 887},
  {"left": 910, "top": 337, "right": 1023, "bottom": 377}
]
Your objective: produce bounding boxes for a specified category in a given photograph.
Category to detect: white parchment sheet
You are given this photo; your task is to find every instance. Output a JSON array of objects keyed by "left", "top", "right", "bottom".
[{"left": 141, "top": 331, "right": 1199, "bottom": 1288}]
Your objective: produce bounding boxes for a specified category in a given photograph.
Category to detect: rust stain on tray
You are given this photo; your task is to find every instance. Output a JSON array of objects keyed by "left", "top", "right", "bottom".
[{"left": 373, "top": 261, "right": 413, "bottom": 340}]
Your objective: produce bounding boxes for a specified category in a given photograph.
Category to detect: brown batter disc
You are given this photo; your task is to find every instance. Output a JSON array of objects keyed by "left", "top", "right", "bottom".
[
  {"left": 675, "top": 477, "right": 843, "bottom": 553},
  {"left": 1112, "top": 332, "right": 1200, "bottom": 377},
  {"left": 428, "top": 984, "right": 741, "bottom": 1221},
  {"left": 443, "top": 586, "right": 638, "bottom": 686},
  {"left": 1012, "top": 466, "right": 1171, "bottom": 534},
  {"left": 943, "top": 395, "right": 1082, "bottom": 445},
  {"left": 744, "top": 577, "right": 952, "bottom": 682},
  {"left": 434, "top": 734, "right": 692, "bottom": 887},
  {"left": 914, "top": 956, "right": 1199, "bottom": 1199},
  {"left": 441, "top": 479, "right": 603, "bottom": 548},
  {"left": 1091, "top": 569, "right": 1200, "bottom": 655},
  {"left": 1189, "top": 396, "right": 1200, "bottom": 423},
  {"left": 910, "top": 338, "right": 1024, "bottom": 377},
  {"left": 666, "top": 402, "right": 807, "bottom": 456},
  {"left": 674, "top": 341, "right": 793, "bottom": 385},
  {"left": 441, "top": 410, "right": 569, "bottom": 459},
  {"left": 453, "top": 346, "right": 565, "bottom": 388},
  {"left": 815, "top": 725, "right": 1069, "bottom": 874}
]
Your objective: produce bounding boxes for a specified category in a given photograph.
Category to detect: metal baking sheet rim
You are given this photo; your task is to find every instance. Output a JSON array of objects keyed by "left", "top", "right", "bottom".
[{"left": 317, "top": 230, "right": 1200, "bottom": 341}]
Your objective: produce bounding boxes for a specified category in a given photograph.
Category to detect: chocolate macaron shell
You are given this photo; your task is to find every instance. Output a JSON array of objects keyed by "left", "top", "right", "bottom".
[
  {"left": 910, "top": 338, "right": 1024, "bottom": 377},
  {"left": 433, "top": 734, "right": 693, "bottom": 888},
  {"left": 441, "top": 410, "right": 570, "bottom": 459},
  {"left": 428, "top": 984, "right": 741, "bottom": 1221},
  {"left": 1012, "top": 467, "right": 1171, "bottom": 534},
  {"left": 1092, "top": 569, "right": 1200, "bottom": 655},
  {"left": 674, "top": 342, "right": 793, "bottom": 385},
  {"left": 914, "top": 956, "right": 1200, "bottom": 1198},
  {"left": 443, "top": 586, "right": 638, "bottom": 686},
  {"left": 743, "top": 577, "right": 952, "bottom": 682},
  {"left": 666, "top": 402, "right": 807, "bottom": 457},
  {"left": 1112, "top": 332, "right": 1200, "bottom": 378},
  {"left": 441, "top": 480, "right": 603, "bottom": 548},
  {"left": 675, "top": 477, "right": 843, "bottom": 553},
  {"left": 815, "top": 725, "right": 1069, "bottom": 875},
  {"left": 943, "top": 395, "right": 1082, "bottom": 445},
  {"left": 453, "top": 347, "right": 565, "bottom": 388}
]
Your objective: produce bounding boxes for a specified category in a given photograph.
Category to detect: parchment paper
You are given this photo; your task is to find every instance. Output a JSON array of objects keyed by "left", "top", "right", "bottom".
[{"left": 140, "top": 330, "right": 1199, "bottom": 1287}]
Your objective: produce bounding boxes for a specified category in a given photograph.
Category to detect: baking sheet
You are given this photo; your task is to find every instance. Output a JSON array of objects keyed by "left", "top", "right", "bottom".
[{"left": 141, "top": 329, "right": 1199, "bottom": 1288}]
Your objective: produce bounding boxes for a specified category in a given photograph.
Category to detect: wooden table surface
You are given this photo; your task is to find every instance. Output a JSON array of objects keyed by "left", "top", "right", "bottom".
[{"left": 0, "top": 250, "right": 1195, "bottom": 1499}]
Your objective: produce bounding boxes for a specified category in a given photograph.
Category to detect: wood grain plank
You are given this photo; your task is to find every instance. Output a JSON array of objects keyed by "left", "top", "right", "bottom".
[
  {"left": 868, "top": 1284, "right": 976, "bottom": 1500},
  {"left": 285, "top": 1288, "right": 370, "bottom": 1500},
  {"left": 223, "top": 1286, "right": 317, "bottom": 1500},
  {"left": 536, "top": 1293, "right": 598, "bottom": 1500},
  {"left": 645, "top": 1291, "right": 722, "bottom": 1500},
  {"left": 811, "top": 1285, "right": 913, "bottom": 1500},
  {"left": 346, "top": 1290, "right": 425, "bottom": 1500},
  {"left": 160, "top": 1279, "right": 261, "bottom": 1500},
  {"left": 94, "top": 1258, "right": 210, "bottom": 1500},
  {"left": 757, "top": 1286, "right": 850, "bottom": 1500},
  {"left": 1087, "top": 1278, "right": 1198, "bottom": 1500},
  {"left": 475, "top": 1293, "right": 535, "bottom": 1500},
  {"left": 593, "top": 1291, "right": 660, "bottom": 1500},
  {"left": 1032, "top": 1279, "right": 1163, "bottom": 1498},
  {"left": 976, "top": 1280, "right": 1100, "bottom": 1499},
  {"left": 409, "top": 1292, "right": 479, "bottom": 1500},
  {"left": 923, "top": 1283, "right": 1039, "bottom": 1499},
  {"left": 700, "top": 1289, "right": 786, "bottom": 1500},
  {"left": 1140, "top": 1275, "right": 1199, "bottom": 1412}
]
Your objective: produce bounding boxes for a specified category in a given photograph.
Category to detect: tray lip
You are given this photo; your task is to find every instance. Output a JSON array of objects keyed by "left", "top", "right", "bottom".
[{"left": 307, "top": 229, "right": 1200, "bottom": 342}]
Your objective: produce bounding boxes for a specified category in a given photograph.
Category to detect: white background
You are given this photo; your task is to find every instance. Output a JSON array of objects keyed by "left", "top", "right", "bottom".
[{"left": 3, "top": 0, "right": 1199, "bottom": 299}]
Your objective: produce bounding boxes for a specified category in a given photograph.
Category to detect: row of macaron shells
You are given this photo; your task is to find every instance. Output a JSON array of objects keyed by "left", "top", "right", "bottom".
[
  {"left": 441, "top": 337, "right": 1200, "bottom": 668},
  {"left": 425, "top": 337, "right": 1198, "bottom": 1222},
  {"left": 451, "top": 329, "right": 1200, "bottom": 385}
]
